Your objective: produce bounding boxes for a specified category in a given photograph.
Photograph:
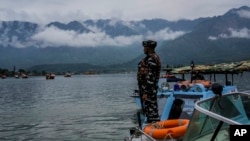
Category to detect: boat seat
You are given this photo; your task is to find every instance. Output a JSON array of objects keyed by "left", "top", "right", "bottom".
[{"left": 168, "top": 99, "right": 184, "bottom": 119}]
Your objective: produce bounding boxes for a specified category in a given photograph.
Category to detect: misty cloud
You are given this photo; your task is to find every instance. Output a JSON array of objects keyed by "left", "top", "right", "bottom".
[
  {"left": 209, "top": 28, "right": 250, "bottom": 40},
  {"left": 237, "top": 10, "right": 250, "bottom": 19},
  {"left": 29, "top": 26, "right": 186, "bottom": 48},
  {"left": 220, "top": 28, "right": 250, "bottom": 39},
  {"left": 146, "top": 28, "right": 186, "bottom": 40},
  {"left": 0, "top": 35, "right": 35, "bottom": 48},
  {"left": 208, "top": 36, "right": 218, "bottom": 40},
  {"left": 31, "top": 26, "right": 143, "bottom": 47}
]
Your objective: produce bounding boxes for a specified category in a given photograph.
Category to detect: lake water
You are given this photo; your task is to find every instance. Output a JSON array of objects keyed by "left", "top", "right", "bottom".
[
  {"left": 0, "top": 72, "right": 250, "bottom": 141},
  {"left": 0, "top": 73, "right": 139, "bottom": 141}
]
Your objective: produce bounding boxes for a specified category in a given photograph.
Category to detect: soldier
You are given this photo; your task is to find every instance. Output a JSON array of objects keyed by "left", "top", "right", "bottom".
[{"left": 137, "top": 40, "right": 161, "bottom": 123}]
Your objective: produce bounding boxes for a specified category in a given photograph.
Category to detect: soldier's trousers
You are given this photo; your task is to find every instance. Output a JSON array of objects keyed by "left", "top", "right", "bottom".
[{"left": 144, "top": 94, "right": 160, "bottom": 123}]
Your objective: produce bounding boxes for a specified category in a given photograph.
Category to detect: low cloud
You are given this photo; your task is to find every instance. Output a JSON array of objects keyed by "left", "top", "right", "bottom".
[
  {"left": 220, "top": 28, "right": 250, "bottom": 39},
  {"left": 208, "top": 36, "right": 218, "bottom": 40},
  {"left": 29, "top": 26, "right": 186, "bottom": 48},
  {"left": 146, "top": 28, "right": 186, "bottom": 40},
  {"left": 0, "top": 23, "right": 186, "bottom": 48},
  {"left": 30, "top": 26, "right": 143, "bottom": 48},
  {"left": 209, "top": 28, "right": 250, "bottom": 40},
  {"left": 237, "top": 10, "right": 250, "bottom": 19}
]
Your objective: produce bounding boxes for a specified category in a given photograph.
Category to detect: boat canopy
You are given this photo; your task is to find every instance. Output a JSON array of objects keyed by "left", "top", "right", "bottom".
[
  {"left": 166, "top": 60, "right": 250, "bottom": 74},
  {"left": 183, "top": 92, "right": 250, "bottom": 141}
]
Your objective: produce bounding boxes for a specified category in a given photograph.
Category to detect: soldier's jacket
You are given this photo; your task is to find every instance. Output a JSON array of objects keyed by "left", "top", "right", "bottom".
[{"left": 137, "top": 52, "right": 161, "bottom": 96}]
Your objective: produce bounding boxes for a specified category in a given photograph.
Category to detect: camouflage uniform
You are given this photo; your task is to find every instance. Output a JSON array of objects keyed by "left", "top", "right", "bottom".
[{"left": 137, "top": 52, "right": 161, "bottom": 123}]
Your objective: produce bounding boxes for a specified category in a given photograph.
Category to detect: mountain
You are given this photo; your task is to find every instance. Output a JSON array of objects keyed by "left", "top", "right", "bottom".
[
  {"left": 0, "top": 15, "right": 204, "bottom": 70},
  {"left": 110, "top": 6, "right": 250, "bottom": 70},
  {"left": 0, "top": 6, "right": 250, "bottom": 73},
  {"left": 157, "top": 6, "right": 250, "bottom": 66}
]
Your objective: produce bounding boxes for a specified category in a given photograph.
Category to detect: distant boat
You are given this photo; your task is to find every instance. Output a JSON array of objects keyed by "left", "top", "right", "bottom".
[
  {"left": 64, "top": 72, "right": 72, "bottom": 77},
  {"left": 83, "top": 71, "right": 99, "bottom": 75},
  {"left": 46, "top": 73, "right": 55, "bottom": 80},
  {"left": 14, "top": 74, "right": 19, "bottom": 79},
  {"left": 21, "top": 74, "right": 28, "bottom": 79},
  {"left": 1, "top": 74, "right": 6, "bottom": 79}
]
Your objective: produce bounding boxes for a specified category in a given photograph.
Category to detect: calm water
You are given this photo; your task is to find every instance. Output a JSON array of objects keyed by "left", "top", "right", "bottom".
[
  {"left": 0, "top": 72, "right": 250, "bottom": 141},
  {"left": 0, "top": 73, "right": 138, "bottom": 141}
]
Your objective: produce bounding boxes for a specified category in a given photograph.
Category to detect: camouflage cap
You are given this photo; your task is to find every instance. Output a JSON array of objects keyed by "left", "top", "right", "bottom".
[{"left": 142, "top": 40, "right": 157, "bottom": 48}]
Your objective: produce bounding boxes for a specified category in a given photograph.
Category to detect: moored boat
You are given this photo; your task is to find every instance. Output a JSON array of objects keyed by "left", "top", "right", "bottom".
[
  {"left": 14, "top": 74, "right": 19, "bottom": 78},
  {"left": 126, "top": 87, "right": 236, "bottom": 141},
  {"left": 21, "top": 73, "right": 28, "bottom": 79},
  {"left": 83, "top": 71, "right": 99, "bottom": 75},
  {"left": 125, "top": 83, "right": 250, "bottom": 141},
  {"left": 125, "top": 61, "right": 244, "bottom": 141},
  {"left": 64, "top": 72, "right": 72, "bottom": 77},
  {"left": 46, "top": 73, "right": 55, "bottom": 80},
  {"left": 1, "top": 74, "right": 7, "bottom": 79}
]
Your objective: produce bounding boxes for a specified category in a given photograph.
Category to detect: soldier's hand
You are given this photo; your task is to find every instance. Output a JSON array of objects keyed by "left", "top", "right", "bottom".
[{"left": 142, "top": 94, "right": 147, "bottom": 101}]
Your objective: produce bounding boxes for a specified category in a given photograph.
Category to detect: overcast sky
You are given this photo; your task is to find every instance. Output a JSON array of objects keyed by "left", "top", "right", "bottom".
[
  {"left": 0, "top": 0, "right": 249, "bottom": 48},
  {"left": 0, "top": 0, "right": 249, "bottom": 23}
]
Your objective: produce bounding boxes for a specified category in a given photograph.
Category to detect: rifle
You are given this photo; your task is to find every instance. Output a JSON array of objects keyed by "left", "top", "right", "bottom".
[{"left": 138, "top": 84, "right": 145, "bottom": 114}]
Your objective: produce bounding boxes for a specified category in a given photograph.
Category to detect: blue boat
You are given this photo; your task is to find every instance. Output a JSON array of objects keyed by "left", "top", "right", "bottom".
[
  {"left": 125, "top": 62, "right": 244, "bottom": 141},
  {"left": 131, "top": 70, "right": 238, "bottom": 121},
  {"left": 126, "top": 87, "right": 250, "bottom": 141}
]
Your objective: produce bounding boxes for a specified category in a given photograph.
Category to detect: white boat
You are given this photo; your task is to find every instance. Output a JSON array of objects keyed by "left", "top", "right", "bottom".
[
  {"left": 183, "top": 91, "right": 250, "bottom": 141},
  {"left": 64, "top": 72, "right": 72, "bottom": 77},
  {"left": 14, "top": 74, "right": 19, "bottom": 78},
  {"left": 1, "top": 74, "right": 7, "bottom": 79},
  {"left": 46, "top": 73, "right": 55, "bottom": 80},
  {"left": 21, "top": 73, "right": 28, "bottom": 79}
]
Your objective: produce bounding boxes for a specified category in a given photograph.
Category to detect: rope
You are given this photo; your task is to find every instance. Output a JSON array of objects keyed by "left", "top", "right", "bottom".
[
  {"left": 148, "top": 121, "right": 164, "bottom": 137},
  {"left": 163, "top": 133, "right": 174, "bottom": 141},
  {"left": 178, "top": 119, "right": 182, "bottom": 126},
  {"left": 147, "top": 120, "right": 187, "bottom": 140},
  {"left": 152, "top": 122, "right": 164, "bottom": 129}
]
